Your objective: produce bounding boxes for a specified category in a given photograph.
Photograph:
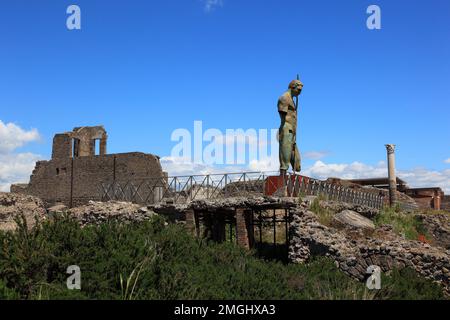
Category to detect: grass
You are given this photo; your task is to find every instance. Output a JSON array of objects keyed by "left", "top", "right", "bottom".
[
  {"left": 374, "top": 205, "right": 428, "bottom": 240},
  {"left": 0, "top": 214, "right": 445, "bottom": 300},
  {"left": 298, "top": 192, "right": 306, "bottom": 204},
  {"left": 119, "top": 244, "right": 157, "bottom": 300},
  {"left": 310, "top": 195, "right": 335, "bottom": 226},
  {"left": 308, "top": 197, "right": 433, "bottom": 242}
]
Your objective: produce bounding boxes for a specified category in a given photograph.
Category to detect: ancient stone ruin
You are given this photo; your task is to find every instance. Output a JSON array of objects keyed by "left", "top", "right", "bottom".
[
  {"left": 10, "top": 126, "right": 167, "bottom": 207},
  {"left": 288, "top": 203, "right": 450, "bottom": 295},
  {"left": 2, "top": 126, "right": 448, "bottom": 297},
  {"left": 146, "top": 196, "right": 450, "bottom": 295}
]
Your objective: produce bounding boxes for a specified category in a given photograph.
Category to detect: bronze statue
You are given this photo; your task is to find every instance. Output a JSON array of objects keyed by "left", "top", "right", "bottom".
[{"left": 278, "top": 78, "right": 303, "bottom": 178}]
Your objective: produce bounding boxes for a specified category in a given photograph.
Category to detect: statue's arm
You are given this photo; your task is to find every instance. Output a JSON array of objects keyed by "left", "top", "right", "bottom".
[
  {"left": 277, "top": 96, "right": 289, "bottom": 114},
  {"left": 278, "top": 96, "right": 289, "bottom": 125}
]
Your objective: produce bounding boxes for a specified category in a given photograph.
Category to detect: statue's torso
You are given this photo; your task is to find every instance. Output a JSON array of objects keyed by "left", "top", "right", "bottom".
[{"left": 278, "top": 92, "right": 297, "bottom": 132}]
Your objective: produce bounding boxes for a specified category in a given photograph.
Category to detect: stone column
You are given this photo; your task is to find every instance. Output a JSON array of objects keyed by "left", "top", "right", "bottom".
[
  {"left": 88, "top": 139, "right": 96, "bottom": 156},
  {"left": 77, "top": 139, "right": 92, "bottom": 157},
  {"left": 433, "top": 191, "right": 441, "bottom": 210},
  {"left": 100, "top": 134, "right": 108, "bottom": 155},
  {"left": 385, "top": 144, "right": 397, "bottom": 206}
]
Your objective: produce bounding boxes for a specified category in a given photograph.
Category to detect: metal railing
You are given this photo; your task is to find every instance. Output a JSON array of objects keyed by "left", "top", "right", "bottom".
[
  {"left": 100, "top": 172, "right": 386, "bottom": 209},
  {"left": 285, "top": 176, "right": 385, "bottom": 209}
]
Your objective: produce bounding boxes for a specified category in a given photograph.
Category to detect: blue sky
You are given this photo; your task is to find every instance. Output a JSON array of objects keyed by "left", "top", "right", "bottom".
[{"left": 0, "top": 0, "right": 449, "bottom": 192}]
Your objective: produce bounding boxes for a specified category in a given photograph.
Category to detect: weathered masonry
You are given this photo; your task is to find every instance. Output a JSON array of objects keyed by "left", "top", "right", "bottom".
[
  {"left": 11, "top": 126, "right": 167, "bottom": 207},
  {"left": 404, "top": 187, "right": 445, "bottom": 210},
  {"left": 152, "top": 197, "right": 297, "bottom": 260},
  {"left": 348, "top": 178, "right": 445, "bottom": 210}
]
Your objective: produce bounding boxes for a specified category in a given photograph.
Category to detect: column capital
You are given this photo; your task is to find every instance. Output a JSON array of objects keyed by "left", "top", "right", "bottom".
[{"left": 385, "top": 144, "right": 396, "bottom": 154}]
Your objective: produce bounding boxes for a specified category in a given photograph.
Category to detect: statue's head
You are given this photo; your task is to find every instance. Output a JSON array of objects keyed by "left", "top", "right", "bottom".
[{"left": 288, "top": 80, "right": 303, "bottom": 97}]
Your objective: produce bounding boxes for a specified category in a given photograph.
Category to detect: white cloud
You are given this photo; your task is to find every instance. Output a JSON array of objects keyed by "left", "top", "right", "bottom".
[
  {"left": 203, "top": 0, "right": 223, "bottom": 12},
  {"left": 0, "top": 153, "right": 42, "bottom": 192},
  {"left": 161, "top": 156, "right": 213, "bottom": 176},
  {"left": 397, "top": 167, "right": 450, "bottom": 193},
  {"left": 304, "top": 160, "right": 450, "bottom": 194},
  {"left": 161, "top": 156, "right": 248, "bottom": 177},
  {"left": 303, "top": 160, "right": 387, "bottom": 180},
  {"left": 161, "top": 157, "right": 450, "bottom": 194},
  {"left": 445, "top": 158, "right": 450, "bottom": 164},
  {"left": 248, "top": 156, "right": 279, "bottom": 172},
  {"left": 0, "top": 120, "right": 40, "bottom": 154},
  {"left": 0, "top": 120, "right": 42, "bottom": 192}
]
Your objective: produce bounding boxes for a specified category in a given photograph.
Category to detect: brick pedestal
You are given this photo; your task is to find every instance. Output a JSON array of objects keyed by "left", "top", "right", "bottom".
[
  {"left": 185, "top": 209, "right": 196, "bottom": 235},
  {"left": 236, "top": 208, "right": 254, "bottom": 249}
]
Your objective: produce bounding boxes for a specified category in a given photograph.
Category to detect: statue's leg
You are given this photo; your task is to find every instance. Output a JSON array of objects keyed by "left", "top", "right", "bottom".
[
  {"left": 278, "top": 127, "right": 294, "bottom": 196},
  {"left": 279, "top": 127, "right": 293, "bottom": 172},
  {"left": 291, "top": 143, "right": 301, "bottom": 172}
]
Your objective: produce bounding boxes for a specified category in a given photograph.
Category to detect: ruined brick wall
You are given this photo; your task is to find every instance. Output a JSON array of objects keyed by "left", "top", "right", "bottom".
[
  {"left": 289, "top": 206, "right": 450, "bottom": 295},
  {"left": 442, "top": 196, "right": 450, "bottom": 212},
  {"left": 405, "top": 188, "right": 445, "bottom": 210},
  {"left": 413, "top": 196, "right": 434, "bottom": 209},
  {"left": 11, "top": 126, "right": 166, "bottom": 207},
  {"left": 15, "top": 152, "right": 165, "bottom": 207},
  {"left": 52, "top": 134, "right": 72, "bottom": 159}
]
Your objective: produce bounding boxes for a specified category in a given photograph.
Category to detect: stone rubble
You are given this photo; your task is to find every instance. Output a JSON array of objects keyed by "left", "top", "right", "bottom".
[
  {"left": 187, "top": 196, "right": 298, "bottom": 210},
  {"left": 289, "top": 204, "right": 450, "bottom": 295},
  {"left": 2, "top": 191, "right": 449, "bottom": 295},
  {"left": 318, "top": 200, "right": 380, "bottom": 219},
  {"left": 332, "top": 209, "right": 375, "bottom": 231},
  {"left": 66, "top": 200, "right": 157, "bottom": 227},
  {"left": 0, "top": 192, "right": 47, "bottom": 231},
  {"left": 0, "top": 193, "right": 159, "bottom": 230},
  {"left": 416, "top": 213, "right": 450, "bottom": 250},
  {"left": 154, "top": 196, "right": 298, "bottom": 211}
]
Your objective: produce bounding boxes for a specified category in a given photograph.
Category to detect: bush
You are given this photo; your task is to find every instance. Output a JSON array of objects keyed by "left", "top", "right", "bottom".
[
  {"left": 374, "top": 207, "right": 427, "bottom": 240},
  {"left": 0, "top": 215, "right": 445, "bottom": 300},
  {"left": 310, "top": 196, "right": 334, "bottom": 226},
  {"left": 377, "top": 268, "right": 445, "bottom": 300},
  {"left": 0, "top": 279, "right": 20, "bottom": 300}
]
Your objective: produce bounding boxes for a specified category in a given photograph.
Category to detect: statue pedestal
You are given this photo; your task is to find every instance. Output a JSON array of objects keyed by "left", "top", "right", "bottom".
[
  {"left": 264, "top": 176, "right": 284, "bottom": 196},
  {"left": 264, "top": 175, "right": 308, "bottom": 197}
]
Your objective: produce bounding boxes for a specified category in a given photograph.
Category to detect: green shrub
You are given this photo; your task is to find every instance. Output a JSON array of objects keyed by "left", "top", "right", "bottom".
[
  {"left": 0, "top": 215, "right": 445, "bottom": 300},
  {"left": 377, "top": 268, "right": 445, "bottom": 300},
  {"left": 0, "top": 279, "right": 20, "bottom": 300},
  {"left": 374, "top": 207, "right": 427, "bottom": 240},
  {"left": 310, "top": 196, "right": 334, "bottom": 226}
]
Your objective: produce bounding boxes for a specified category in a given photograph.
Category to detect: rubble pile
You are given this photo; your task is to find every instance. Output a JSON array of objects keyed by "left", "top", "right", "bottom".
[
  {"left": 289, "top": 204, "right": 450, "bottom": 295},
  {"left": 65, "top": 201, "right": 157, "bottom": 227},
  {"left": 416, "top": 213, "right": 450, "bottom": 249},
  {"left": 0, "top": 192, "right": 47, "bottom": 231}
]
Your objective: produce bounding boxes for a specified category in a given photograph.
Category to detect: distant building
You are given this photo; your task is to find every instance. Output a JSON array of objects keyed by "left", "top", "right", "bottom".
[
  {"left": 348, "top": 178, "right": 445, "bottom": 210},
  {"left": 11, "top": 126, "right": 167, "bottom": 207},
  {"left": 404, "top": 188, "right": 444, "bottom": 211},
  {"left": 347, "top": 177, "right": 408, "bottom": 192},
  {"left": 442, "top": 196, "right": 450, "bottom": 211}
]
